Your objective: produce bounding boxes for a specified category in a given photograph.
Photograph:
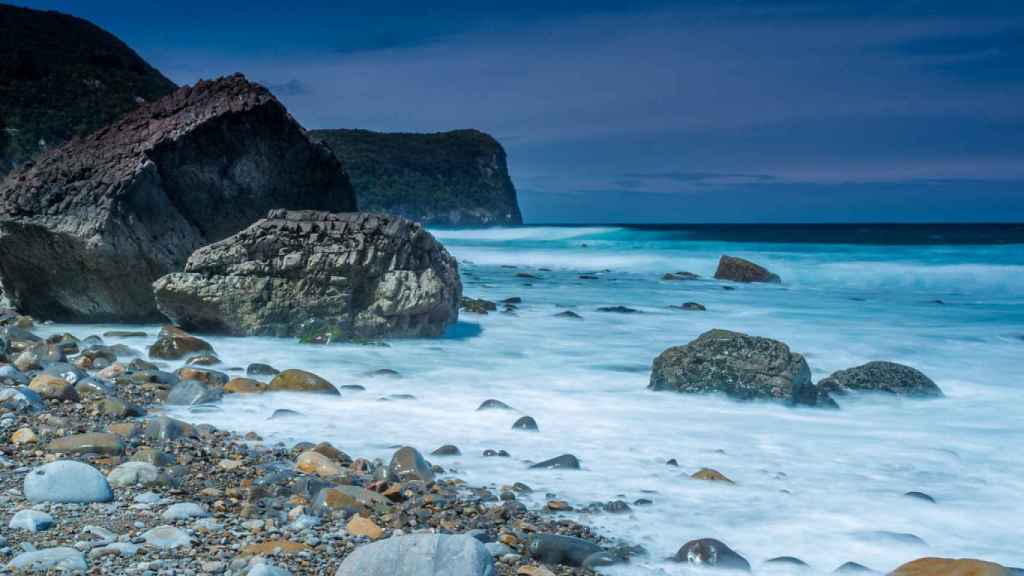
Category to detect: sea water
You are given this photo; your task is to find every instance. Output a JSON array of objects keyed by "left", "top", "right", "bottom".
[{"left": 40, "top": 224, "right": 1024, "bottom": 574}]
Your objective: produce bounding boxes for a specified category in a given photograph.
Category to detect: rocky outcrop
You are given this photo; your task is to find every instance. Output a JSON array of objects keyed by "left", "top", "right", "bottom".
[
  {"left": 152, "top": 210, "right": 461, "bottom": 340},
  {"left": 0, "top": 75, "right": 356, "bottom": 321},
  {"left": 714, "top": 255, "right": 781, "bottom": 283},
  {"left": 311, "top": 129, "right": 522, "bottom": 225},
  {"left": 0, "top": 4, "right": 177, "bottom": 174},
  {"left": 649, "top": 329, "right": 824, "bottom": 406},
  {"left": 817, "top": 361, "right": 943, "bottom": 398}
]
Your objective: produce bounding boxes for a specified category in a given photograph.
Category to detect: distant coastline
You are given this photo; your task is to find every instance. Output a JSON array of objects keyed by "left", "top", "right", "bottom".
[{"left": 431, "top": 222, "right": 1024, "bottom": 245}]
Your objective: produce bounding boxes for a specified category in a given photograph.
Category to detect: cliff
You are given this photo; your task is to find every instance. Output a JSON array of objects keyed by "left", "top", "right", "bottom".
[
  {"left": 0, "top": 4, "right": 177, "bottom": 174},
  {"left": 0, "top": 74, "right": 357, "bottom": 321},
  {"left": 311, "top": 128, "right": 522, "bottom": 225}
]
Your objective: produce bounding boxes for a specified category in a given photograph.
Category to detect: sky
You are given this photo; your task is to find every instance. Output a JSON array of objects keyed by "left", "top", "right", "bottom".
[{"left": 16, "top": 0, "right": 1024, "bottom": 223}]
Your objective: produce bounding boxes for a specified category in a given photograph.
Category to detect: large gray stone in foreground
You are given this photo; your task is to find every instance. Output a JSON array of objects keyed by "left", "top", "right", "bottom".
[
  {"left": 335, "top": 534, "right": 495, "bottom": 576},
  {"left": 817, "top": 361, "right": 942, "bottom": 398},
  {"left": 649, "top": 329, "right": 822, "bottom": 406},
  {"left": 153, "top": 210, "right": 461, "bottom": 340},
  {"left": 24, "top": 460, "right": 113, "bottom": 503},
  {"left": 7, "top": 547, "right": 87, "bottom": 572}
]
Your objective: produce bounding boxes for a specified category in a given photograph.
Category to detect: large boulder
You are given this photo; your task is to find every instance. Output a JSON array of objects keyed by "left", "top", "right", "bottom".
[
  {"left": 649, "top": 329, "right": 822, "bottom": 406},
  {"left": 714, "top": 255, "right": 780, "bottom": 283},
  {"left": 153, "top": 210, "right": 461, "bottom": 339},
  {"left": 334, "top": 533, "right": 495, "bottom": 576},
  {"left": 0, "top": 74, "right": 356, "bottom": 321},
  {"left": 672, "top": 538, "right": 750, "bottom": 571},
  {"left": 817, "top": 361, "right": 942, "bottom": 398}
]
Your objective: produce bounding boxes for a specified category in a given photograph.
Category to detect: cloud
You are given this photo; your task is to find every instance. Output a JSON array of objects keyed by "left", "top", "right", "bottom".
[{"left": 139, "top": 2, "right": 1024, "bottom": 220}]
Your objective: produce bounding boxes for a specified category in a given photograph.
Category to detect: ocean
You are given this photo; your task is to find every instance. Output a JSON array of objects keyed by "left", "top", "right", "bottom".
[{"left": 36, "top": 224, "right": 1024, "bottom": 574}]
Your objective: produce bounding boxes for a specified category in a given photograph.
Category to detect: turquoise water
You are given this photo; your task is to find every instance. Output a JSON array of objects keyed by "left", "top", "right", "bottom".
[{"left": 43, "top": 225, "right": 1024, "bottom": 574}]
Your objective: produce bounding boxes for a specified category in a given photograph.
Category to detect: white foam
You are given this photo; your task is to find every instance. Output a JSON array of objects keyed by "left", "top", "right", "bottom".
[{"left": 34, "top": 228, "right": 1024, "bottom": 573}]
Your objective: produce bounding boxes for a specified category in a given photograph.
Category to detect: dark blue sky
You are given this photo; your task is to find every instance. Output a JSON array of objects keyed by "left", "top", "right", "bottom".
[{"left": 17, "top": 0, "right": 1024, "bottom": 222}]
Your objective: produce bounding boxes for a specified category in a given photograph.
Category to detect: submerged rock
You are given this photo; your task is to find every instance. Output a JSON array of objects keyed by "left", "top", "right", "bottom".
[
  {"left": 512, "top": 416, "right": 539, "bottom": 431},
  {"left": 904, "top": 491, "right": 936, "bottom": 503},
  {"left": 691, "top": 468, "right": 735, "bottom": 483},
  {"left": 673, "top": 538, "right": 750, "bottom": 571},
  {"left": 461, "top": 297, "right": 498, "bottom": 314},
  {"left": 714, "top": 255, "right": 781, "bottom": 283},
  {"left": 597, "top": 306, "right": 639, "bottom": 314},
  {"left": 0, "top": 75, "right": 356, "bottom": 321},
  {"left": 432, "top": 444, "right": 462, "bottom": 456},
  {"left": 890, "top": 558, "right": 1013, "bottom": 576},
  {"left": 816, "top": 361, "right": 942, "bottom": 398},
  {"left": 334, "top": 533, "right": 495, "bottom": 576},
  {"left": 477, "top": 399, "right": 513, "bottom": 411},
  {"left": 649, "top": 329, "right": 823, "bottom": 406},
  {"left": 529, "top": 454, "right": 581, "bottom": 470},
  {"left": 247, "top": 362, "right": 280, "bottom": 376},
  {"left": 663, "top": 271, "right": 700, "bottom": 281},
  {"left": 153, "top": 210, "right": 461, "bottom": 339}
]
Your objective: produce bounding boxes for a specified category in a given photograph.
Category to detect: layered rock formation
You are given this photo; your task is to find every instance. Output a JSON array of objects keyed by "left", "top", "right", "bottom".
[
  {"left": 649, "top": 329, "right": 824, "bottom": 406},
  {"left": 152, "top": 210, "right": 461, "bottom": 340},
  {"left": 0, "top": 4, "right": 177, "bottom": 174},
  {"left": 0, "top": 75, "right": 356, "bottom": 321},
  {"left": 311, "top": 129, "right": 522, "bottom": 225}
]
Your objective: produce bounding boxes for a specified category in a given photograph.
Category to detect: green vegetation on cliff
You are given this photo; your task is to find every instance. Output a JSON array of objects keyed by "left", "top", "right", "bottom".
[
  {"left": 311, "top": 128, "right": 522, "bottom": 225},
  {"left": 0, "top": 4, "right": 177, "bottom": 174}
]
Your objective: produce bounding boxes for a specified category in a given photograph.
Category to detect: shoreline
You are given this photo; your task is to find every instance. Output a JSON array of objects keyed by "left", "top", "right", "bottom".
[{"left": 0, "top": 321, "right": 628, "bottom": 575}]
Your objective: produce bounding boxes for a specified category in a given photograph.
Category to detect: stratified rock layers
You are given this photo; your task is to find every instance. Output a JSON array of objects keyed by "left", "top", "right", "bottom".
[{"left": 153, "top": 210, "right": 461, "bottom": 340}]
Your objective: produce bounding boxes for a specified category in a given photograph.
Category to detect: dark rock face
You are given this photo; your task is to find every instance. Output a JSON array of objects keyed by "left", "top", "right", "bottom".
[
  {"left": 649, "top": 329, "right": 823, "bottom": 406},
  {"left": 714, "top": 255, "right": 781, "bottom": 283},
  {"left": 0, "top": 4, "right": 177, "bottom": 174},
  {"left": 0, "top": 75, "right": 356, "bottom": 321},
  {"left": 153, "top": 210, "right": 460, "bottom": 339},
  {"left": 673, "top": 538, "right": 751, "bottom": 571},
  {"left": 311, "top": 128, "right": 522, "bottom": 225},
  {"left": 816, "top": 361, "right": 942, "bottom": 398}
]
